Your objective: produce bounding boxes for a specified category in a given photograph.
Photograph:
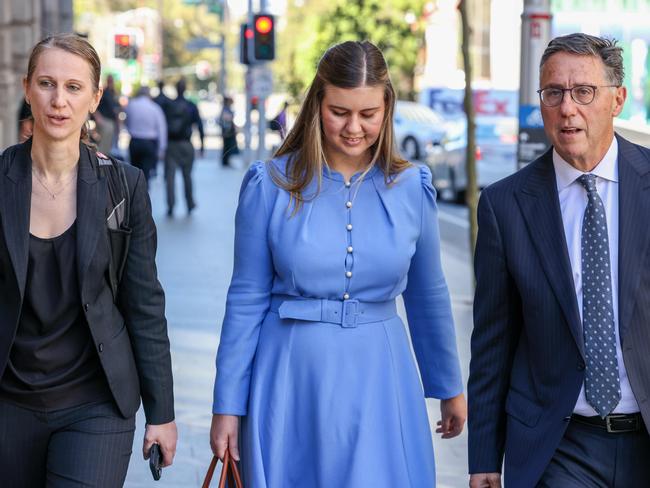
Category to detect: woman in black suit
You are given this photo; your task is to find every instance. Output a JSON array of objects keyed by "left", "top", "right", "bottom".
[{"left": 0, "top": 34, "right": 176, "bottom": 486}]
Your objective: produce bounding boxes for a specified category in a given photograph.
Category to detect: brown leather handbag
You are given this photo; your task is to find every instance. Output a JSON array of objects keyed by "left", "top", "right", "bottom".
[{"left": 201, "top": 450, "right": 244, "bottom": 488}]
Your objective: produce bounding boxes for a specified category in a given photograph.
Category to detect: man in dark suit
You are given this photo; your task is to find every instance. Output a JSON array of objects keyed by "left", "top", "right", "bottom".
[{"left": 468, "top": 33, "right": 650, "bottom": 487}]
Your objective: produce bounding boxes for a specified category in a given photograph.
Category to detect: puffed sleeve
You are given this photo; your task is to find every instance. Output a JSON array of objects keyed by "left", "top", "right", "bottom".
[
  {"left": 212, "top": 162, "right": 274, "bottom": 414},
  {"left": 402, "top": 165, "right": 463, "bottom": 399}
]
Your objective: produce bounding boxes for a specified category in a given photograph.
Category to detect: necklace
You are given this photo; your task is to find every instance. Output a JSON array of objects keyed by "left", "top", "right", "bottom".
[{"left": 31, "top": 167, "right": 78, "bottom": 200}]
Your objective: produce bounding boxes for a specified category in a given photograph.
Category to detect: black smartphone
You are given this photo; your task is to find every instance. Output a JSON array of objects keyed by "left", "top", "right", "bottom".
[{"left": 149, "top": 443, "right": 162, "bottom": 481}]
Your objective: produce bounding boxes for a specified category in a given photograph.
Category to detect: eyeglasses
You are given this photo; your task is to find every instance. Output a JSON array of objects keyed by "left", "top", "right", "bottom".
[{"left": 537, "top": 85, "right": 619, "bottom": 107}]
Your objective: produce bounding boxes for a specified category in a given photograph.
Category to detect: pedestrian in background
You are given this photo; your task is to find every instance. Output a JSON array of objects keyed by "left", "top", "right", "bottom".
[
  {"left": 210, "top": 40, "right": 466, "bottom": 487},
  {"left": 468, "top": 33, "right": 650, "bottom": 488},
  {"left": 0, "top": 33, "right": 177, "bottom": 486},
  {"left": 268, "top": 100, "right": 289, "bottom": 139},
  {"left": 218, "top": 95, "right": 238, "bottom": 167},
  {"left": 93, "top": 73, "right": 119, "bottom": 156},
  {"left": 124, "top": 85, "right": 167, "bottom": 185},
  {"left": 17, "top": 99, "right": 33, "bottom": 143},
  {"left": 163, "top": 78, "right": 204, "bottom": 216},
  {"left": 153, "top": 79, "right": 172, "bottom": 112}
]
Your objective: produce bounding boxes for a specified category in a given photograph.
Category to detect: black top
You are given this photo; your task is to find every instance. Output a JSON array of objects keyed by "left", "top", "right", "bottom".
[
  {"left": 97, "top": 89, "right": 119, "bottom": 121},
  {"left": 163, "top": 96, "right": 205, "bottom": 141},
  {"left": 0, "top": 222, "right": 111, "bottom": 410}
]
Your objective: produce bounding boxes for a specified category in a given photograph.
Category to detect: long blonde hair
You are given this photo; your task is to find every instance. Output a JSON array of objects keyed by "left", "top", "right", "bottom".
[{"left": 273, "top": 41, "right": 409, "bottom": 211}]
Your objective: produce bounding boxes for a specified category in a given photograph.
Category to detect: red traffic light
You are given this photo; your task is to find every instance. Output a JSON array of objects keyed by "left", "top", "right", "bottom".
[
  {"left": 255, "top": 16, "right": 273, "bottom": 34},
  {"left": 245, "top": 27, "right": 254, "bottom": 40},
  {"left": 115, "top": 34, "right": 130, "bottom": 46}
]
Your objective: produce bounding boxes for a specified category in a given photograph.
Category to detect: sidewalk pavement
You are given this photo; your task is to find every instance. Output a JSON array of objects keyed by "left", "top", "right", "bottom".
[{"left": 124, "top": 152, "right": 473, "bottom": 487}]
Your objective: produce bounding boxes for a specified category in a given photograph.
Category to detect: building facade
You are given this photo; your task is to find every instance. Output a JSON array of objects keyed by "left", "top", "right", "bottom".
[{"left": 0, "top": 0, "right": 73, "bottom": 150}]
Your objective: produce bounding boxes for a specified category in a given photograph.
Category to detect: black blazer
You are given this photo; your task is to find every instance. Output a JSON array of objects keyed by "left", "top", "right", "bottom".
[
  {"left": 0, "top": 141, "right": 174, "bottom": 424},
  {"left": 468, "top": 134, "right": 650, "bottom": 487}
]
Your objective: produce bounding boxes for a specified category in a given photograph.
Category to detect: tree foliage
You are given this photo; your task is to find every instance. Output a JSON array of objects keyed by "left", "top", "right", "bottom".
[
  {"left": 277, "top": 0, "right": 427, "bottom": 101},
  {"left": 73, "top": 0, "right": 223, "bottom": 71}
]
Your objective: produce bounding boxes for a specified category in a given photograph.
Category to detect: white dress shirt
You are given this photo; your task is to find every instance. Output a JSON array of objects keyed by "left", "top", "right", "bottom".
[
  {"left": 553, "top": 137, "right": 639, "bottom": 416},
  {"left": 124, "top": 96, "right": 168, "bottom": 153}
]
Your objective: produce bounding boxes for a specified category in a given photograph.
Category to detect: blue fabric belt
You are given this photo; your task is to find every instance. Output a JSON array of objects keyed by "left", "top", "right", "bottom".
[{"left": 270, "top": 295, "right": 397, "bottom": 328}]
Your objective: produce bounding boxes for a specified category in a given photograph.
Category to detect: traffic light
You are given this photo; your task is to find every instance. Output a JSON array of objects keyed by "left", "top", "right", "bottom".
[
  {"left": 114, "top": 33, "right": 137, "bottom": 60},
  {"left": 252, "top": 14, "right": 275, "bottom": 61},
  {"left": 240, "top": 23, "right": 253, "bottom": 65}
]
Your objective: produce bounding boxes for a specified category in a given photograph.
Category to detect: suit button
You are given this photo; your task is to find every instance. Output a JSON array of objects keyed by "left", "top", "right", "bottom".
[
  {"left": 83, "top": 303, "right": 89, "bottom": 312},
  {"left": 577, "top": 361, "right": 585, "bottom": 371},
  {"left": 98, "top": 343, "right": 104, "bottom": 353}
]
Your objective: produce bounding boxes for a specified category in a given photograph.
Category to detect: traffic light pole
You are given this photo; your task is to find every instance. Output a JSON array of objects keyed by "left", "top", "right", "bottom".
[
  {"left": 256, "top": 0, "right": 269, "bottom": 162},
  {"left": 517, "top": 0, "right": 551, "bottom": 167},
  {"left": 244, "top": 0, "right": 254, "bottom": 166}
]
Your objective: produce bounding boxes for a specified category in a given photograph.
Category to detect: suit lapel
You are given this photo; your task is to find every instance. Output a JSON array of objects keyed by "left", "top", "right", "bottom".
[
  {"left": 76, "top": 144, "right": 106, "bottom": 290},
  {"left": 1, "top": 142, "right": 32, "bottom": 299},
  {"left": 617, "top": 135, "right": 650, "bottom": 341},
  {"left": 516, "top": 150, "right": 584, "bottom": 357}
]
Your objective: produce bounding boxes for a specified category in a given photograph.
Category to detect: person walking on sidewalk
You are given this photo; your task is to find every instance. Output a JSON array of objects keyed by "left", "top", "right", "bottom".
[
  {"left": 218, "top": 95, "right": 238, "bottom": 167},
  {"left": 92, "top": 74, "right": 120, "bottom": 156},
  {"left": 163, "top": 78, "right": 204, "bottom": 216},
  {"left": 468, "top": 33, "right": 650, "bottom": 488},
  {"left": 0, "top": 33, "right": 177, "bottom": 486},
  {"left": 210, "top": 40, "right": 466, "bottom": 487},
  {"left": 124, "top": 86, "right": 167, "bottom": 185},
  {"left": 153, "top": 79, "right": 172, "bottom": 112}
]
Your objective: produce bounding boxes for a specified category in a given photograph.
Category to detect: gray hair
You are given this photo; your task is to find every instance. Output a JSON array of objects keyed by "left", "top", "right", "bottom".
[{"left": 539, "top": 33, "right": 624, "bottom": 86}]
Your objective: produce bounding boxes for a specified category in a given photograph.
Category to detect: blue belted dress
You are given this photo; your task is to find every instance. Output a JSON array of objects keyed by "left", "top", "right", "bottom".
[{"left": 213, "top": 157, "right": 463, "bottom": 487}]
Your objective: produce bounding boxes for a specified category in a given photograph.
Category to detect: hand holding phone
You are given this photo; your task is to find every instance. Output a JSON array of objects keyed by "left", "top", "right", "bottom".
[{"left": 149, "top": 443, "right": 162, "bottom": 481}]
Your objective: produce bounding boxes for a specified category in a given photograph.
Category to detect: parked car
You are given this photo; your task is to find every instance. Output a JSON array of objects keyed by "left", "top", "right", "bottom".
[
  {"left": 393, "top": 101, "right": 447, "bottom": 161},
  {"left": 426, "top": 116, "right": 518, "bottom": 202}
]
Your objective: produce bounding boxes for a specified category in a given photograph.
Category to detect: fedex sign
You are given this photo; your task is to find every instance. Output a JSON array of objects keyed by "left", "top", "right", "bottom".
[{"left": 420, "top": 88, "right": 518, "bottom": 119}]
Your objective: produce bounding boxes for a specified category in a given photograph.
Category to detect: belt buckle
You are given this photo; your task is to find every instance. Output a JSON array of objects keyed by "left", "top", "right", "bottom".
[
  {"left": 341, "top": 299, "right": 359, "bottom": 328},
  {"left": 606, "top": 414, "right": 638, "bottom": 433}
]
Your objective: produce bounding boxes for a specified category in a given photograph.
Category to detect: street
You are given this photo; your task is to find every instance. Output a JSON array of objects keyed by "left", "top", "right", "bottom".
[{"left": 124, "top": 149, "right": 475, "bottom": 488}]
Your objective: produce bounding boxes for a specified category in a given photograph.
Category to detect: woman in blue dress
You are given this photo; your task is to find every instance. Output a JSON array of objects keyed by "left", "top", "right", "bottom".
[{"left": 210, "top": 40, "right": 466, "bottom": 487}]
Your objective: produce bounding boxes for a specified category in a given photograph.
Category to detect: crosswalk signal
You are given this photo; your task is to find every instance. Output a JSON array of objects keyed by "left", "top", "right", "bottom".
[
  {"left": 114, "top": 33, "right": 137, "bottom": 60},
  {"left": 253, "top": 14, "right": 275, "bottom": 61}
]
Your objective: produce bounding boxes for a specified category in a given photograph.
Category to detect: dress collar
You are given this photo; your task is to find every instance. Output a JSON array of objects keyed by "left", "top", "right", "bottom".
[{"left": 322, "top": 164, "right": 379, "bottom": 183}]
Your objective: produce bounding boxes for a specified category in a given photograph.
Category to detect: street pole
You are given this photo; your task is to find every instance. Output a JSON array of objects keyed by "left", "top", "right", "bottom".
[
  {"left": 256, "top": 0, "right": 268, "bottom": 161},
  {"left": 158, "top": 0, "right": 164, "bottom": 80},
  {"left": 244, "top": 0, "right": 253, "bottom": 165},
  {"left": 220, "top": 1, "right": 228, "bottom": 95},
  {"left": 517, "top": 0, "right": 551, "bottom": 168}
]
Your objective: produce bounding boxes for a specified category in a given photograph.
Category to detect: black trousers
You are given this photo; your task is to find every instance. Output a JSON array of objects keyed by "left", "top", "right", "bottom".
[
  {"left": 165, "top": 140, "right": 195, "bottom": 211},
  {"left": 537, "top": 417, "right": 650, "bottom": 487},
  {"left": 222, "top": 136, "right": 238, "bottom": 166},
  {"left": 0, "top": 399, "right": 136, "bottom": 487},
  {"left": 128, "top": 137, "right": 158, "bottom": 183}
]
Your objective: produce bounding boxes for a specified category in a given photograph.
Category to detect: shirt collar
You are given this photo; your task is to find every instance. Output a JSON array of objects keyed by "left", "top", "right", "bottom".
[{"left": 552, "top": 136, "right": 619, "bottom": 192}]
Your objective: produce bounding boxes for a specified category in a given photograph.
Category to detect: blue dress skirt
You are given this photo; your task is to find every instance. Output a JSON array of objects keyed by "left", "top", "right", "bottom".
[{"left": 213, "top": 157, "right": 463, "bottom": 487}]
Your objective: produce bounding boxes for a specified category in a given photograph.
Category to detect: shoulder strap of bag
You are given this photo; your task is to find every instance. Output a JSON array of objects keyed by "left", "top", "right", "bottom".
[{"left": 88, "top": 146, "right": 132, "bottom": 300}]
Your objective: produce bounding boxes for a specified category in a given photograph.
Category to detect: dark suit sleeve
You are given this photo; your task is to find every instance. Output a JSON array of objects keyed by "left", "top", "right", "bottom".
[
  {"left": 468, "top": 189, "right": 522, "bottom": 474},
  {"left": 118, "top": 169, "right": 174, "bottom": 425}
]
